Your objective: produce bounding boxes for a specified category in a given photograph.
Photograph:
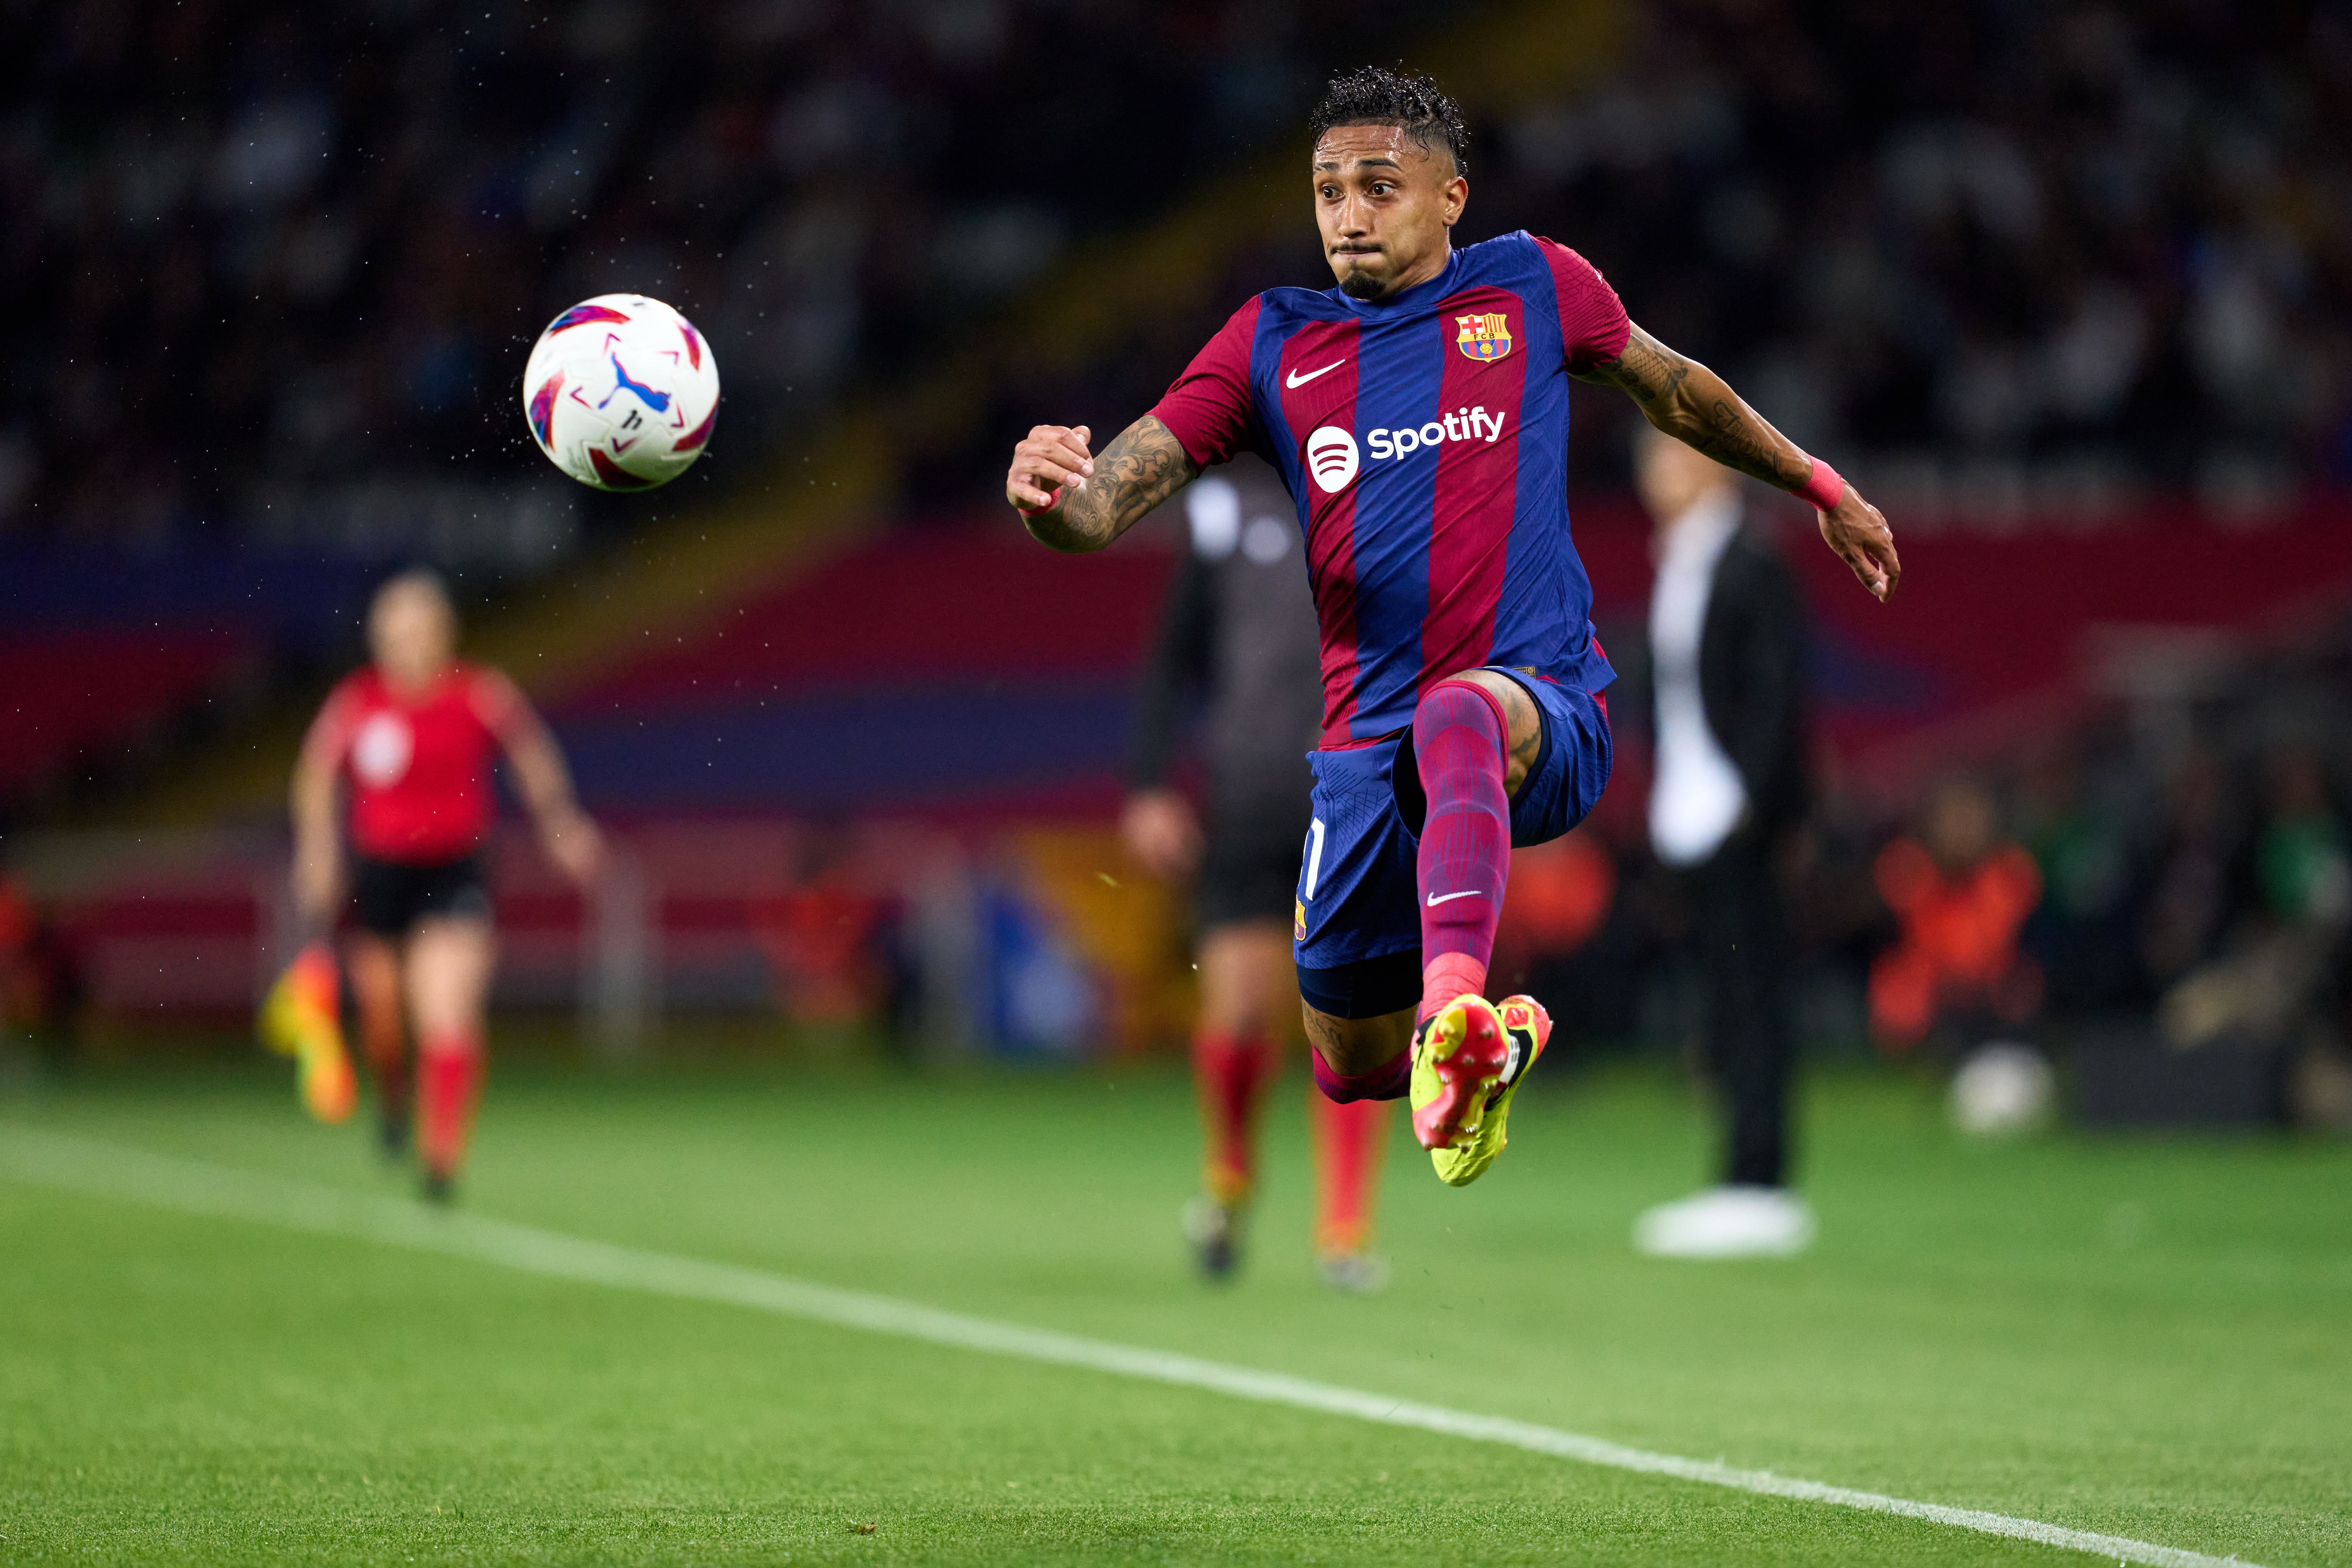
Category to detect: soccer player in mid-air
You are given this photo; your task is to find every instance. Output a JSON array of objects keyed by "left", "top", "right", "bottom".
[
  {"left": 1006, "top": 67, "right": 1899, "bottom": 1186},
  {"left": 284, "top": 570, "right": 603, "bottom": 1201}
]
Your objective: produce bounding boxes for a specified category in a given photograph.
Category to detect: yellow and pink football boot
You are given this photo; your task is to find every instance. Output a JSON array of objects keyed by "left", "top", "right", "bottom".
[{"left": 1409, "top": 993, "right": 1552, "bottom": 1186}]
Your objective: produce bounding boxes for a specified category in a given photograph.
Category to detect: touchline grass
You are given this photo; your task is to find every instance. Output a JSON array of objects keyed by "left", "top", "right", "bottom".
[
  {"left": 1, "top": 1052, "right": 2346, "bottom": 1565},
  {"left": 0, "top": 1126, "right": 2283, "bottom": 1568}
]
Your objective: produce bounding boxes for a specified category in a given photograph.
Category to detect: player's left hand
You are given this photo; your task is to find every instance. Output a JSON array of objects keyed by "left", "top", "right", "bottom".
[
  {"left": 541, "top": 810, "right": 606, "bottom": 887},
  {"left": 1818, "top": 485, "right": 1900, "bottom": 601}
]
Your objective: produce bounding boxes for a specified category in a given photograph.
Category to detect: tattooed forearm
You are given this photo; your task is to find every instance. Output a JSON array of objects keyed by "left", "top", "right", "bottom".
[
  {"left": 1581, "top": 324, "right": 1811, "bottom": 490},
  {"left": 1584, "top": 324, "right": 1901, "bottom": 600},
  {"left": 1684, "top": 393, "right": 1810, "bottom": 487},
  {"left": 1021, "top": 415, "right": 1198, "bottom": 553}
]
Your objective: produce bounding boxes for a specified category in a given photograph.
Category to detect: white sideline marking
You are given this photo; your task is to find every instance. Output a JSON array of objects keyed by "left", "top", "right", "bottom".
[{"left": 0, "top": 1125, "right": 2253, "bottom": 1568}]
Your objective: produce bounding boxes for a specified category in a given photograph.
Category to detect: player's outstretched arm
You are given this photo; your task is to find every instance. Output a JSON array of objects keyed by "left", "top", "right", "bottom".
[
  {"left": 480, "top": 672, "right": 605, "bottom": 887},
  {"left": 1007, "top": 415, "right": 1198, "bottom": 554},
  {"left": 1582, "top": 325, "right": 1901, "bottom": 601}
]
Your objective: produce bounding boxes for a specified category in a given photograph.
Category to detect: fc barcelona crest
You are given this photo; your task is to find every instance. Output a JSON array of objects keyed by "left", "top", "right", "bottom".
[{"left": 1456, "top": 312, "right": 1512, "bottom": 361}]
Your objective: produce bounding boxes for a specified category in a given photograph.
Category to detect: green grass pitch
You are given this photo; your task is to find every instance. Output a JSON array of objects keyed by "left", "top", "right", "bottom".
[{"left": 1, "top": 1047, "right": 2346, "bottom": 1565}]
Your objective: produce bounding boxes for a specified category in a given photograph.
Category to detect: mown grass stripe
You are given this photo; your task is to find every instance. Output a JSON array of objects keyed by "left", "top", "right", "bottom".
[{"left": 0, "top": 1124, "right": 2257, "bottom": 1568}]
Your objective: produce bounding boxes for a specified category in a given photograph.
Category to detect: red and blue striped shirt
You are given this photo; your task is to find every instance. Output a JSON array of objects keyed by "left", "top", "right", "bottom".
[{"left": 1151, "top": 231, "right": 1629, "bottom": 749}]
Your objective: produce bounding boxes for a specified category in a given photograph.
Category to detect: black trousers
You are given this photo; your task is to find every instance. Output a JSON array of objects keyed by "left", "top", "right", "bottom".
[{"left": 1682, "top": 838, "right": 1794, "bottom": 1188}]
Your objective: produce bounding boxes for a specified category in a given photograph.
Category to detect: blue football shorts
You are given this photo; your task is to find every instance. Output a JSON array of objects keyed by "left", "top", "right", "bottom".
[{"left": 1293, "top": 670, "right": 1613, "bottom": 1019}]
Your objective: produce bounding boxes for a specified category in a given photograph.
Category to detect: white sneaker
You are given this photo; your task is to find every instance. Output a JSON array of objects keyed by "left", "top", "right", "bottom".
[
  {"left": 1316, "top": 1251, "right": 1391, "bottom": 1295},
  {"left": 1634, "top": 1186, "right": 1816, "bottom": 1259}
]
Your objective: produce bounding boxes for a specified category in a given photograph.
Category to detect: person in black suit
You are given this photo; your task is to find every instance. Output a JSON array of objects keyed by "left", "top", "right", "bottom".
[{"left": 1629, "top": 430, "right": 1816, "bottom": 1258}]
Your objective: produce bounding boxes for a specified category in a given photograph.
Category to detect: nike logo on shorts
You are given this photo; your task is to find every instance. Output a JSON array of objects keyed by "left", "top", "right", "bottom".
[
  {"left": 1286, "top": 360, "right": 1345, "bottom": 389},
  {"left": 1425, "top": 890, "right": 1485, "bottom": 906}
]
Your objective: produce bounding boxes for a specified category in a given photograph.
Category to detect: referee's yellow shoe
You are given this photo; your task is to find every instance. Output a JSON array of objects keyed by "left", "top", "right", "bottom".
[{"left": 1409, "top": 993, "right": 1551, "bottom": 1187}]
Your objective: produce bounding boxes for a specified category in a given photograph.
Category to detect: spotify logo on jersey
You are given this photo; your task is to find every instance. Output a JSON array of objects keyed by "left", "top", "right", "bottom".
[
  {"left": 1366, "top": 407, "right": 1509, "bottom": 460},
  {"left": 1305, "top": 426, "right": 1359, "bottom": 493}
]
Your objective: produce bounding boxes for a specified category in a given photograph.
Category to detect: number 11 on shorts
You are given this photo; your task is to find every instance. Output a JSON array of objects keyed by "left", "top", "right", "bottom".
[{"left": 1297, "top": 818, "right": 1326, "bottom": 940}]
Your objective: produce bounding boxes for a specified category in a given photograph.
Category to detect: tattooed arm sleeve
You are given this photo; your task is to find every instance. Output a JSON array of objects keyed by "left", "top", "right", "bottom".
[
  {"left": 1020, "top": 415, "right": 1199, "bottom": 554},
  {"left": 1577, "top": 324, "right": 1813, "bottom": 491},
  {"left": 1584, "top": 322, "right": 1903, "bottom": 599}
]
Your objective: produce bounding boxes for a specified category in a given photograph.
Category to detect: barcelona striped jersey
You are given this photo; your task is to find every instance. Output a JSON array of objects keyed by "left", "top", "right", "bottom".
[{"left": 1150, "top": 231, "right": 1630, "bottom": 749}]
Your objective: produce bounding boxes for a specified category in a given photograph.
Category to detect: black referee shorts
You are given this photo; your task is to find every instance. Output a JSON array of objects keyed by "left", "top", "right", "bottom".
[
  {"left": 1195, "top": 787, "right": 1313, "bottom": 932},
  {"left": 350, "top": 852, "right": 493, "bottom": 938}
]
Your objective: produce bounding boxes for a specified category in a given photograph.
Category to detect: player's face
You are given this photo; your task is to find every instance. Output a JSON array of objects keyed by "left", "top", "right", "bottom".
[
  {"left": 369, "top": 582, "right": 457, "bottom": 690},
  {"left": 1926, "top": 780, "right": 1998, "bottom": 868},
  {"left": 1311, "top": 125, "right": 1466, "bottom": 302}
]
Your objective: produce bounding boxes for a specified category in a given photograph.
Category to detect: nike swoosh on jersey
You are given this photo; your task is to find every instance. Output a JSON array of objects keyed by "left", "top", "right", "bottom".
[
  {"left": 1425, "top": 890, "right": 1486, "bottom": 906},
  {"left": 1285, "top": 360, "right": 1345, "bottom": 389}
]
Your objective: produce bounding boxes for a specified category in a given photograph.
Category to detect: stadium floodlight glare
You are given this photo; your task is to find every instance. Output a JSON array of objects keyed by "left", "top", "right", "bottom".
[{"left": 522, "top": 294, "right": 721, "bottom": 492}]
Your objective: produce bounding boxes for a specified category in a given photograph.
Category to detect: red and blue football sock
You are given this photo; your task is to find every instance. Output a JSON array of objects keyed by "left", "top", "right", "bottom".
[
  {"left": 1311, "top": 1046, "right": 1411, "bottom": 1103},
  {"left": 1307, "top": 681, "right": 1516, "bottom": 1105},
  {"left": 1413, "top": 680, "right": 1511, "bottom": 1019}
]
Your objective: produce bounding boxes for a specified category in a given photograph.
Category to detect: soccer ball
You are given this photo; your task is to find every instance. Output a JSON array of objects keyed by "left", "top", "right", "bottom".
[
  {"left": 522, "top": 294, "right": 719, "bottom": 491},
  {"left": 1949, "top": 1042, "right": 2055, "bottom": 1136}
]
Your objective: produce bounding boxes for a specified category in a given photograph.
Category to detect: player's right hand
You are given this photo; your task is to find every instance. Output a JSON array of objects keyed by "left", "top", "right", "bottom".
[{"left": 1006, "top": 424, "right": 1095, "bottom": 512}]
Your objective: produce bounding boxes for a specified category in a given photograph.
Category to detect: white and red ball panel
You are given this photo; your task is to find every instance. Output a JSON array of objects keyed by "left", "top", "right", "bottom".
[{"left": 522, "top": 294, "right": 720, "bottom": 492}]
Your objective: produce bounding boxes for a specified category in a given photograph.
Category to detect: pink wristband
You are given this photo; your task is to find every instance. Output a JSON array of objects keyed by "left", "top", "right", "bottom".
[
  {"left": 1016, "top": 486, "right": 1063, "bottom": 517},
  {"left": 1797, "top": 457, "right": 1844, "bottom": 512}
]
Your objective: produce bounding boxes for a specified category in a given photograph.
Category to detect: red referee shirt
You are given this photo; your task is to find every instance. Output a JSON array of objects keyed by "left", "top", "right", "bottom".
[{"left": 306, "top": 663, "right": 520, "bottom": 865}]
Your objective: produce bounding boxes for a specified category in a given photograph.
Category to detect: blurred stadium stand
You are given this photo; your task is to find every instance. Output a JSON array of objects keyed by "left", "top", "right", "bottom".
[
  {"left": 0, "top": 0, "right": 1504, "bottom": 812},
  {"left": 1515, "top": 1, "right": 2352, "bottom": 503},
  {"left": 4, "top": 0, "right": 1489, "bottom": 552},
  {"left": 549, "top": 519, "right": 1176, "bottom": 818},
  {"left": 7, "top": 0, "right": 2352, "bottom": 1112}
]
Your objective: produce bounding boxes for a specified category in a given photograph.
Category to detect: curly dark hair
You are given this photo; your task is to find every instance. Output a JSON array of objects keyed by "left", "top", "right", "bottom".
[{"left": 1308, "top": 65, "right": 1468, "bottom": 174}]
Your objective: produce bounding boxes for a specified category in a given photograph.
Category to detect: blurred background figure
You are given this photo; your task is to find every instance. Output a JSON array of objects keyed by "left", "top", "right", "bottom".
[
  {"left": 0, "top": 868, "right": 82, "bottom": 1073},
  {"left": 291, "top": 570, "right": 602, "bottom": 1200},
  {"left": 1627, "top": 431, "right": 1816, "bottom": 1260},
  {"left": 2016, "top": 744, "right": 2140, "bottom": 1021},
  {"left": 2138, "top": 746, "right": 2244, "bottom": 1003},
  {"left": 2158, "top": 744, "right": 2350, "bottom": 1059},
  {"left": 1869, "top": 777, "right": 2043, "bottom": 1055},
  {"left": 1122, "top": 459, "right": 1389, "bottom": 1292}
]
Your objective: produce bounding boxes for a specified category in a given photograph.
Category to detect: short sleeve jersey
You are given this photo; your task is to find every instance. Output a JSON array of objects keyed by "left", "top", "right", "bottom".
[
  {"left": 306, "top": 663, "right": 518, "bottom": 864},
  {"left": 1149, "top": 231, "right": 1629, "bottom": 748}
]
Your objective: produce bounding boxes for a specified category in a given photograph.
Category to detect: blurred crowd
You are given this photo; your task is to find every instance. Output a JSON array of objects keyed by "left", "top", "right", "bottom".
[
  {"left": 14, "top": 1, "right": 2350, "bottom": 551},
  {"left": 3, "top": 0, "right": 1437, "bottom": 550},
  {"left": 1489, "top": 0, "right": 2352, "bottom": 502}
]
